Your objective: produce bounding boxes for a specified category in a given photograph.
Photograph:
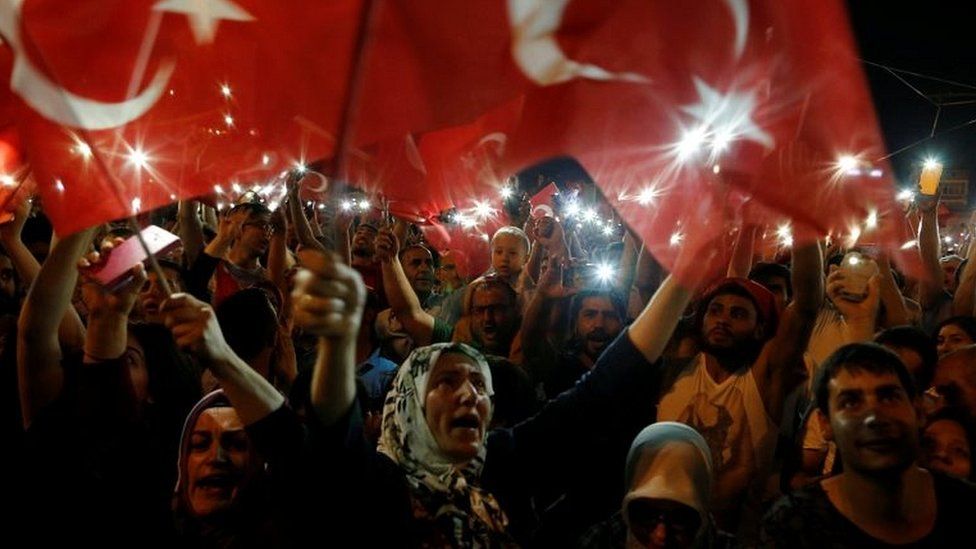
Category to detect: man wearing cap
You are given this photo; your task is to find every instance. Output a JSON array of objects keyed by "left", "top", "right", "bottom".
[{"left": 652, "top": 244, "right": 823, "bottom": 533}]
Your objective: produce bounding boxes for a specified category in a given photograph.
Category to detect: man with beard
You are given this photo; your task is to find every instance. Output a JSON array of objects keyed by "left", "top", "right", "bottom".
[
  {"left": 650, "top": 244, "right": 822, "bottom": 535},
  {"left": 761, "top": 343, "right": 976, "bottom": 547},
  {"left": 518, "top": 282, "right": 626, "bottom": 399}
]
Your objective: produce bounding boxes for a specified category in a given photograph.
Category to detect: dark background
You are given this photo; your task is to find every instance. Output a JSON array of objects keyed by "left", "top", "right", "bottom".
[{"left": 848, "top": 0, "right": 976, "bottom": 184}]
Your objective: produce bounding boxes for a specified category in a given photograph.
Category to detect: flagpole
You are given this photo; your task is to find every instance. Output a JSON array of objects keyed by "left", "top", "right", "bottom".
[
  {"left": 5, "top": 26, "right": 175, "bottom": 296},
  {"left": 331, "top": 0, "right": 379, "bottom": 194}
]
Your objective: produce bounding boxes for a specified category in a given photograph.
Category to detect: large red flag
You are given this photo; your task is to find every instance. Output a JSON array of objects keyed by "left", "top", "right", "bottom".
[{"left": 0, "top": 0, "right": 363, "bottom": 235}]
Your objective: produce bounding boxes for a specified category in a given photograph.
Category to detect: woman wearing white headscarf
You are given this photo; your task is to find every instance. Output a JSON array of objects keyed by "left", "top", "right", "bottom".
[{"left": 294, "top": 252, "right": 694, "bottom": 547}]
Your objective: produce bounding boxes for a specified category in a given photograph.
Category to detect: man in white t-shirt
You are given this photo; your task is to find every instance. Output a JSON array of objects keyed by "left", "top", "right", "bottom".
[{"left": 654, "top": 244, "right": 823, "bottom": 533}]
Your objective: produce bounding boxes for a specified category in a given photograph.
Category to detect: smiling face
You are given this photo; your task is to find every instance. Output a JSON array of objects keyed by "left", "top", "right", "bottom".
[
  {"left": 424, "top": 352, "right": 492, "bottom": 463},
  {"left": 185, "top": 407, "right": 256, "bottom": 518},
  {"left": 819, "top": 368, "right": 919, "bottom": 476}
]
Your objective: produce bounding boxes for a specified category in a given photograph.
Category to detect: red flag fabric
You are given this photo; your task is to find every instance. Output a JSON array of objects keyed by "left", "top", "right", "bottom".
[
  {"left": 0, "top": 0, "right": 363, "bottom": 235},
  {"left": 529, "top": 182, "right": 560, "bottom": 218},
  {"left": 3, "top": 0, "right": 916, "bottom": 283},
  {"left": 335, "top": 0, "right": 914, "bottom": 279},
  {"left": 494, "top": 0, "right": 915, "bottom": 278}
]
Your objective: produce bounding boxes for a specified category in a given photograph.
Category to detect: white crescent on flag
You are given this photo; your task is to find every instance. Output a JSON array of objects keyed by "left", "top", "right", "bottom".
[
  {"left": 507, "top": 0, "right": 650, "bottom": 86},
  {"left": 0, "top": 0, "right": 174, "bottom": 130}
]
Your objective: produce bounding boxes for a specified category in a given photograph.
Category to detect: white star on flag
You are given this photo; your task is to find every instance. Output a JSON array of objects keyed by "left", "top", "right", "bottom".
[
  {"left": 153, "top": 0, "right": 255, "bottom": 44},
  {"left": 680, "top": 77, "right": 774, "bottom": 152}
]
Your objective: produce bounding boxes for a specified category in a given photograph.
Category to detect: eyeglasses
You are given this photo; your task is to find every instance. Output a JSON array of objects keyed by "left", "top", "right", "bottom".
[{"left": 0, "top": 268, "right": 14, "bottom": 282}]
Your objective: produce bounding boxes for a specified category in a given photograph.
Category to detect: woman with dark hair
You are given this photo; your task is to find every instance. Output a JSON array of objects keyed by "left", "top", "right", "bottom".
[{"left": 934, "top": 315, "right": 976, "bottom": 357}]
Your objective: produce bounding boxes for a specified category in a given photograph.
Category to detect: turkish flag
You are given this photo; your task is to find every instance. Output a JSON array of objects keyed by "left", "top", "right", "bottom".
[
  {"left": 341, "top": 0, "right": 914, "bottom": 281},
  {"left": 0, "top": 0, "right": 363, "bottom": 235},
  {"left": 481, "top": 0, "right": 916, "bottom": 279}
]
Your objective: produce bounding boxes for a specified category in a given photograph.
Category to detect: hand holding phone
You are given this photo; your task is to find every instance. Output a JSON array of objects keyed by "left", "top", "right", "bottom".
[
  {"left": 80, "top": 226, "right": 181, "bottom": 292},
  {"left": 919, "top": 161, "right": 943, "bottom": 196},
  {"left": 838, "top": 251, "right": 878, "bottom": 302}
]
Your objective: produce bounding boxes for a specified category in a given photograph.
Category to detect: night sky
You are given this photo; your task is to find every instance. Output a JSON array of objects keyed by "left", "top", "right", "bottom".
[{"left": 847, "top": 1, "right": 976, "bottom": 182}]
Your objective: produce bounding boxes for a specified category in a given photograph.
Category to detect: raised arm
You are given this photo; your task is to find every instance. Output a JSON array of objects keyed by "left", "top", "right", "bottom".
[
  {"left": 267, "top": 206, "right": 290, "bottom": 293},
  {"left": 727, "top": 225, "right": 758, "bottom": 278},
  {"left": 614, "top": 229, "right": 639, "bottom": 295},
  {"left": 161, "top": 293, "right": 283, "bottom": 425},
  {"left": 286, "top": 180, "right": 326, "bottom": 253},
  {"left": 876, "top": 254, "right": 909, "bottom": 328},
  {"left": 18, "top": 227, "right": 95, "bottom": 428},
  {"left": 633, "top": 242, "right": 665, "bottom": 306},
  {"left": 292, "top": 250, "right": 366, "bottom": 426},
  {"left": 176, "top": 200, "right": 205, "bottom": 267},
  {"left": 755, "top": 242, "right": 823, "bottom": 415},
  {"left": 0, "top": 198, "right": 86, "bottom": 351},
  {"left": 953, "top": 212, "right": 976, "bottom": 316},
  {"left": 514, "top": 255, "right": 576, "bottom": 378},
  {"left": 374, "top": 227, "right": 435, "bottom": 345},
  {"left": 78, "top": 242, "right": 148, "bottom": 364},
  {"left": 917, "top": 195, "right": 946, "bottom": 310},
  {"left": 627, "top": 274, "right": 694, "bottom": 363}
]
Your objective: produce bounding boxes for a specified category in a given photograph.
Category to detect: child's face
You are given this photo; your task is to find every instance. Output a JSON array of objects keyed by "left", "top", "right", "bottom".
[{"left": 491, "top": 233, "right": 527, "bottom": 278}]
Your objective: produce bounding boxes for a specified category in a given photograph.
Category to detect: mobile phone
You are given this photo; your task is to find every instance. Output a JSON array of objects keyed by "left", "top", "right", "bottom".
[
  {"left": 839, "top": 251, "right": 878, "bottom": 302},
  {"left": 84, "top": 225, "right": 181, "bottom": 291},
  {"left": 919, "top": 162, "right": 943, "bottom": 196}
]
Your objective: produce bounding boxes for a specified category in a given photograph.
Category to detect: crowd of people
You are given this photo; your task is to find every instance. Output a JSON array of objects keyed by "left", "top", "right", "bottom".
[{"left": 7, "top": 175, "right": 976, "bottom": 548}]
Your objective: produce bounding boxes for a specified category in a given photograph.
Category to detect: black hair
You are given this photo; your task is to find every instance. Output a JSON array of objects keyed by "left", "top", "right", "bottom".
[
  {"left": 935, "top": 315, "right": 976, "bottom": 344},
  {"left": 128, "top": 322, "right": 202, "bottom": 422},
  {"left": 924, "top": 406, "right": 976, "bottom": 481},
  {"left": 484, "top": 356, "right": 540, "bottom": 428},
  {"left": 215, "top": 289, "right": 278, "bottom": 362},
  {"left": 692, "top": 282, "right": 767, "bottom": 338},
  {"left": 229, "top": 202, "right": 272, "bottom": 218},
  {"left": 813, "top": 342, "right": 917, "bottom": 417},
  {"left": 469, "top": 275, "right": 519, "bottom": 310},
  {"left": 569, "top": 289, "right": 627, "bottom": 330},
  {"left": 875, "top": 325, "right": 939, "bottom": 390},
  {"left": 398, "top": 243, "right": 433, "bottom": 261},
  {"left": 748, "top": 262, "right": 793, "bottom": 299}
]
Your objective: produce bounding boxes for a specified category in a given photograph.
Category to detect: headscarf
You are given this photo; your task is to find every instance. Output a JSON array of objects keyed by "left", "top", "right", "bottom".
[
  {"left": 171, "top": 390, "right": 269, "bottom": 547},
  {"left": 622, "top": 422, "right": 714, "bottom": 541},
  {"left": 174, "top": 389, "right": 232, "bottom": 500},
  {"left": 377, "top": 342, "right": 511, "bottom": 546}
]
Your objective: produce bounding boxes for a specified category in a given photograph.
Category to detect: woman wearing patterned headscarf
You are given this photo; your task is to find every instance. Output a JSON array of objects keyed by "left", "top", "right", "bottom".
[
  {"left": 295, "top": 252, "right": 693, "bottom": 547},
  {"left": 377, "top": 342, "right": 511, "bottom": 546}
]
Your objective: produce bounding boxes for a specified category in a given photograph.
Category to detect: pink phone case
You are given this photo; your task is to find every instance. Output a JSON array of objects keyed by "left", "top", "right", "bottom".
[{"left": 87, "top": 226, "right": 181, "bottom": 291}]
